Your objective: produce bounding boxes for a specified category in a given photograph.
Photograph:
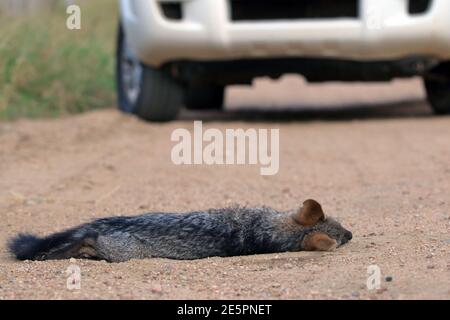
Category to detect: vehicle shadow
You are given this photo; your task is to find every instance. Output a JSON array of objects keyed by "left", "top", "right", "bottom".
[{"left": 179, "top": 99, "right": 436, "bottom": 123}]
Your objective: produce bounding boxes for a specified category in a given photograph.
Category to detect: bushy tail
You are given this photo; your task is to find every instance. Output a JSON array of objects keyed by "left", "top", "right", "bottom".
[{"left": 8, "top": 227, "right": 97, "bottom": 261}]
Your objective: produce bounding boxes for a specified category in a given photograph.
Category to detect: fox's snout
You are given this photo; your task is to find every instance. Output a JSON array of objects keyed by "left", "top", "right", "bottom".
[
  {"left": 341, "top": 230, "right": 353, "bottom": 245},
  {"left": 345, "top": 230, "right": 353, "bottom": 241}
]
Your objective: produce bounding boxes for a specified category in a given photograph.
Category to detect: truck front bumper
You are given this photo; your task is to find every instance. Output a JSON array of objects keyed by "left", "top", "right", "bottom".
[{"left": 120, "top": 0, "right": 450, "bottom": 67}]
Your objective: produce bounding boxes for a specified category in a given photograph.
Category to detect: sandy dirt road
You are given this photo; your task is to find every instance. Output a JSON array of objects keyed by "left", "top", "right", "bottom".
[{"left": 0, "top": 77, "right": 449, "bottom": 299}]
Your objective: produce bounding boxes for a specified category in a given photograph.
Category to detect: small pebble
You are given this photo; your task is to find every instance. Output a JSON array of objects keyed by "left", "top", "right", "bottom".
[
  {"left": 151, "top": 286, "right": 163, "bottom": 294},
  {"left": 376, "top": 288, "right": 388, "bottom": 294},
  {"left": 272, "top": 283, "right": 281, "bottom": 288}
]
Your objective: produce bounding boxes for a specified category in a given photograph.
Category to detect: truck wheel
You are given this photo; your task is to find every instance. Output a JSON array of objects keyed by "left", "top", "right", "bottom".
[
  {"left": 116, "top": 24, "right": 183, "bottom": 121},
  {"left": 424, "top": 62, "right": 450, "bottom": 115},
  {"left": 185, "top": 85, "right": 225, "bottom": 110}
]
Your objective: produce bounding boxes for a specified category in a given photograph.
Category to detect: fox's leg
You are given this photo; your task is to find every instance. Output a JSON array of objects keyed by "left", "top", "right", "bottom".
[
  {"left": 91, "top": 233, "right": 146, "bottom": 262},
  {"left": 73, "top": 237, "right": 103, "bottom": 260}
]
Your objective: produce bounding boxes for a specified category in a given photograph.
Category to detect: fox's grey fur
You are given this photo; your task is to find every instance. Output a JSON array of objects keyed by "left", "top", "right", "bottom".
[{"left": 8, "top": 200, "right": 352, "bottom": 262}]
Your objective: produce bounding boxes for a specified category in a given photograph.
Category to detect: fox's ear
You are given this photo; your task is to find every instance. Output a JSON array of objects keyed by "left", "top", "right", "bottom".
[
  {"left": 293, "top": 199, "right": 325, "bottom": 227},
  {"left": 302, "top": 232, "right": 337, "bottom": 251}
]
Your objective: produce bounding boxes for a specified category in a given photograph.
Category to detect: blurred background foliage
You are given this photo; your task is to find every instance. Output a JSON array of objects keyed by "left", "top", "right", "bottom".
[{"left": 0, "top": 0, "right": 118, "bottom": 120}]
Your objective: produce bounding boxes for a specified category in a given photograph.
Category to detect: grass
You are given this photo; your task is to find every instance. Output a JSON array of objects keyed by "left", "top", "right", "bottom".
[{"left": 0, "top": 0, "right": 118, "bottom": 120}]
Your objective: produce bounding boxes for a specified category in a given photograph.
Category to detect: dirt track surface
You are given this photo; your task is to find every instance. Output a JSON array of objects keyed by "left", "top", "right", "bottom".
[{"left": 0, "top": 77, "right": 449, "bottom": 299}]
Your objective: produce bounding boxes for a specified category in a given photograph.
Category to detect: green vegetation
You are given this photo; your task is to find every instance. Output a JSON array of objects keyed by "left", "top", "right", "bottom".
[{"left": 0, "top": 0, "right": 118, "bottom": 120}]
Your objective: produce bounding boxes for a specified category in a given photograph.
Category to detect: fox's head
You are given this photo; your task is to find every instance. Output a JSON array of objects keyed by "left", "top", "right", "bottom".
[{"left": 292, "top": 199, "right": 353, "bottom": 251}]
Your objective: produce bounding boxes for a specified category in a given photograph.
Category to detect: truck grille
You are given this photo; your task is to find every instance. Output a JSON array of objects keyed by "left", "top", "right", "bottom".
[{"left": 229, "top": 0, "right": 359, "bottom": 21}]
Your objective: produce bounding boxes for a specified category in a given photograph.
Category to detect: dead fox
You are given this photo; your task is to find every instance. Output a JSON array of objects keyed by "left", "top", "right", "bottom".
[{"left": 8, "top": 199, "right": 352, "bottom": 262}]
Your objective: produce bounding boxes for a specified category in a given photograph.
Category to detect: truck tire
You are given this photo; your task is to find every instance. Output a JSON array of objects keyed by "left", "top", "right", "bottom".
[
  {"left": 424, "top": 62, "right": 450, "bottom": 115},
  {"left": 116, "top": 24, "right": 183, "bottom": 121},
  {"left": 185, "top": 85, "right": 225, "bottom": 110}
]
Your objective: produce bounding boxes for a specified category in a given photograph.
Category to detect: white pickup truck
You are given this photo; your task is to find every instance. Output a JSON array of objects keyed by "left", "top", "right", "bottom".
[{"left": 117, "top": 0, "right": 450, "bottom": 121}]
